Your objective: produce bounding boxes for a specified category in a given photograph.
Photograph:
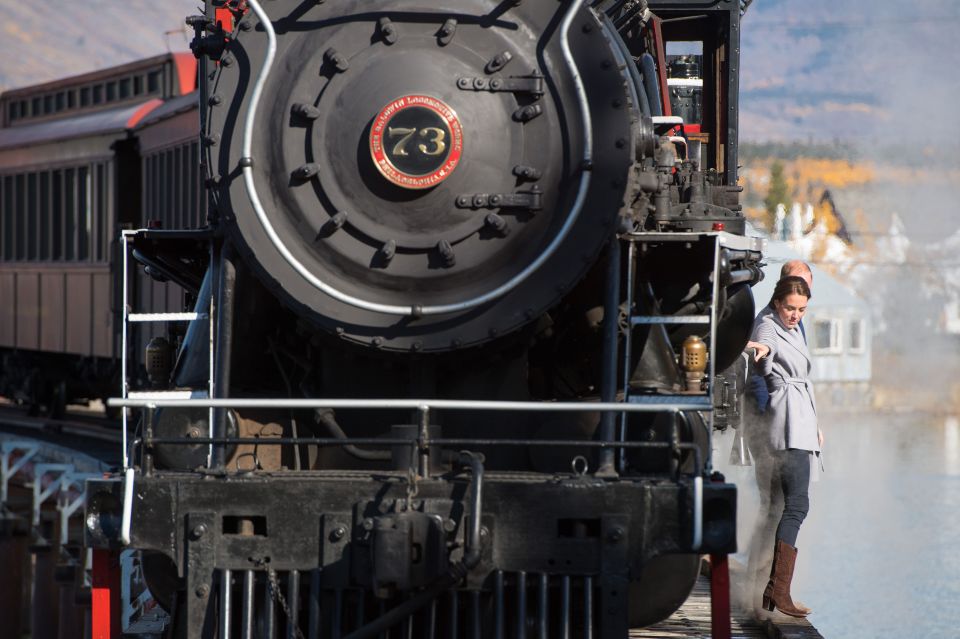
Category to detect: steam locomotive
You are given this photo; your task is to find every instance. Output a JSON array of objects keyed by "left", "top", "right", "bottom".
[{"left": 51, "top": 0, "right": 763, "bottom": 636}]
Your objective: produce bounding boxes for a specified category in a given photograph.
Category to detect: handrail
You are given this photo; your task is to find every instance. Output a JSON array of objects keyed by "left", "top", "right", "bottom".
[{"left": 108, "top": 397, "right": 710, "bottom": 412}]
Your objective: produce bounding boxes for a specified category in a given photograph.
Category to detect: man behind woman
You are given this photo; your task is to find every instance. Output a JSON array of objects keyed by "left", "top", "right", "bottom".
[{"left": 745, "top": 265, "right": 821, "bottom": 618}]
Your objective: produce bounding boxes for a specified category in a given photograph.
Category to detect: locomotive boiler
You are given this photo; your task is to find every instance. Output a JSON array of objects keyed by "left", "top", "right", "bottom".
[{"left": 83, "top": 0, "right": 763, "bottom": 636}]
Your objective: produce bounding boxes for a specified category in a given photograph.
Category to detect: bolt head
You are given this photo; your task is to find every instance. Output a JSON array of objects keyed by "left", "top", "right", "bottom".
[
  {"left": 607, "top": 527, "right": 625, "bottom": 543},
  {"left": 196, "top": 584, "right": 210, "bottom": 598},
  {"left": 330, "top": 526, "right": 347, "bottom": 542},
  {"left": 190, "top": 524, "right": 207, "bottom": 540}
]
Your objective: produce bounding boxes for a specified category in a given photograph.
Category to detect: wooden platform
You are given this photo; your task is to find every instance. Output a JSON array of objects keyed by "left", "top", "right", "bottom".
[{"left": 632, "top": 575, "right": 825, "bottom": 639}]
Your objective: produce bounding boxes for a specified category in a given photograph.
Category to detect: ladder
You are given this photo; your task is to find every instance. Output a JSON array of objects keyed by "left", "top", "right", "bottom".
[
  {"left": 617, "top": 230, "right": 763, "bottom": 472},
  {"left": 118, "top": 229, "right": 214, "bottom": 470}
]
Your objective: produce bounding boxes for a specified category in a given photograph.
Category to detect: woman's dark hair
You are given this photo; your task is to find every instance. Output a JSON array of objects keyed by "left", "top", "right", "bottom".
[{"left": 769, "top": 275, "right": 811, "bottom": 307}]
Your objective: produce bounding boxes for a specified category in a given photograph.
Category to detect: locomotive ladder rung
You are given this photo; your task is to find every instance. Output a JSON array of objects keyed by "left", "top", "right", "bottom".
[
  {"left": 630, "top": 315, "right": 710, "bottom": 325},
  {"left": 127, "top": 390, "right": 208, "bottom": 400},
  {"left": 127, "top": 312, "right": 208, "bottom": 322}
]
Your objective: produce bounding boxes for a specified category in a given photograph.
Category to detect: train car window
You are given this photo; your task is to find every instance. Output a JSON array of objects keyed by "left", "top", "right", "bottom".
[
  {"left": 40, "top": 172, "right": 50, "bottom": 260},
  {"left": 1, "top": 176, "right": 10, "bottom": 260},
  {"left": 147, "top": 70, "right": 161, "bottom": 94},
  {"left": 190, "top": 142, "right": 200, "bottom": 227},
  {"left": 43, "top": 95, "right": 54, "bottom": 115},
  {"left": 31, "top": 97, "right": 41, "bottom": 116},
  {"left": 80, "top": 87, "right": 91, "bottom": 107},
  {"left": 143, "top": 155, "right": 152, "bottom": 223},
  {"left": 8, "top": 101, "right": 19, "bottom": 122},
  {"left": 93, "top": 85, "right": 104, "bottom": 105},
  {"left": 120, "top": 78, "right": 132, "bottom": 99},
  {"left": 78, "top": 167, "right": 90, "bottom": 261},
  {"left": 134, "top": 75, "right": 144, "bottom": 95},
  {"left": 106, "top": 82, "right": 117, "bottom": 103},
  {"left": 67, "top": 91, "right": 76, "bottom": 109},
  {"left": 95, "top": 164, "right": 106, "bottom": 261},
  {"left": 52, "top": 170, "right": 63, "bottom": 260},
  {"left": 178, "top": 145, "right": 188, "bottom": 229},
  {"left": 164, "top": 149, "right": 174, "bottom": 227},
  {"left": 14, "top": 174, "right": 25, "bottom": 260},
  {"left": 65, "top": 169, "right": 76, "bottom": 260},
  {"left": 27, "top": 173, "right": 38, "bottom": 260},
  {"left": 55, "top": 92, "right": 66, "bottom": 112}
]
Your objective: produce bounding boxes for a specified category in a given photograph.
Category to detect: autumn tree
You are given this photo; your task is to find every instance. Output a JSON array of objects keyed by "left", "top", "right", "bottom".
[{"left": 763, "top": 161, "right": 790, "bottom": 230}]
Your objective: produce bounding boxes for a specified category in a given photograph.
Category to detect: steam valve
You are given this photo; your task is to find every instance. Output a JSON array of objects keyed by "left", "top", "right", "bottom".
[
  {"left": 145, "top": 336, "right": 173, "bottom": 388},
  {"left": 681, "top": 335, "right": 707, "bottom": 393}
]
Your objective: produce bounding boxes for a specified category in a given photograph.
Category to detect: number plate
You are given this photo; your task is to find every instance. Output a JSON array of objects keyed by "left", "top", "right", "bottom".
[{"left": 369, "top": 95, "right": 464, "bottom": 190}]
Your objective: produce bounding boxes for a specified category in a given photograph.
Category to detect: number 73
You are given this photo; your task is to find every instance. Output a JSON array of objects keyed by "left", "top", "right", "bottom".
[{"left": 388, "top": 127, "right": 447, "bottom": 157}]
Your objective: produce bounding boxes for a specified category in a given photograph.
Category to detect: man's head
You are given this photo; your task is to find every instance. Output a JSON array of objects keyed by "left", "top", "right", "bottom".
[{"left": 780, "top": 260, "right": 812, "bottom": 289}]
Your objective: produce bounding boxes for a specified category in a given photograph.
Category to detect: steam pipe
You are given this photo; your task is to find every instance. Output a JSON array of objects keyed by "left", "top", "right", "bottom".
[
  {"left": 240, "top": 0, "right": 592, "bottom": 316},
  {"left": 315, "top": 408, "right": 391, "bottom": 461},
  {"left": 598, "top": 238, "right": 622, "bottom": 476}
]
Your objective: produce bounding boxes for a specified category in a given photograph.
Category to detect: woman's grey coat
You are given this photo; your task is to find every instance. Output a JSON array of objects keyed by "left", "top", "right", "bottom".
[{"left": 752, "top": 312, "right": 820, "bottom": 454}]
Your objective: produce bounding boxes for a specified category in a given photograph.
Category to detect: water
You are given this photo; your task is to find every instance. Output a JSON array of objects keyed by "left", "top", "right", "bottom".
[{"left": 716, "top": 412, "right": 960, "bottom": 638}]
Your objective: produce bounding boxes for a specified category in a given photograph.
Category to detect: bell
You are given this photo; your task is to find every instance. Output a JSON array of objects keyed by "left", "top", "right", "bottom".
[{"left": 728, "top": 427, "right": 751, "bottom": 466}]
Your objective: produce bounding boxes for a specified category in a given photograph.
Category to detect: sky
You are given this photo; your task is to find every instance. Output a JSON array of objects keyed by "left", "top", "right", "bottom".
[{"left": 739, "top": 0, "right": 960, "bottom": 146}]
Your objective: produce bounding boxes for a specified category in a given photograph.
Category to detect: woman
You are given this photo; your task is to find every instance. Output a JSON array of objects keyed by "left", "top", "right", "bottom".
[{"left": 746, "top": 275, "right": 821, "bottom": 618}]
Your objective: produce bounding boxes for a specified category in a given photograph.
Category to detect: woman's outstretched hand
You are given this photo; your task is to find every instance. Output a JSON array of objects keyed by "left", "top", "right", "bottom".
[{"left": 746, "top": 341, "right": 770, "bottom": 361}]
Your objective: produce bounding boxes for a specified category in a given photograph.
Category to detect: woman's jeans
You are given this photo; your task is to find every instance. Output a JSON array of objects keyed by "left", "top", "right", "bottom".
[{"left": 772, "top": 448, "right": 811, "bottom": 546}]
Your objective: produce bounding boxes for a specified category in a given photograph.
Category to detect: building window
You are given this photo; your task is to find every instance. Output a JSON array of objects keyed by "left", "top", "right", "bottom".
[
  {"left": 80, "top": 87, "right": 91, "bottom": 107},
  {"left": 93, "top": 85, "right": 104, "bottom": 105},
  {"left": 848, "top": 318, "right": 865, "bottom": 353},
  {"left": 812, "top": 318, "right": 842, "bottom": 354}
]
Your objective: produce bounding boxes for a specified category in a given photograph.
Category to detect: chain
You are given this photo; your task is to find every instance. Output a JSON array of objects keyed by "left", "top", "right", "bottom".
[
  {"left": 267, "top": 568, "right": 305, "bottom": 639},
  {"left": 404, "top": 466, "right": 420, "bottom": 512}
]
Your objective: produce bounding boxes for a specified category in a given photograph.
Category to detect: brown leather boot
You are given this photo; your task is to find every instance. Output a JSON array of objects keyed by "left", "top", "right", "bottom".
[{"left": 762, "top": 540, "right": 812, "bottom": 617}]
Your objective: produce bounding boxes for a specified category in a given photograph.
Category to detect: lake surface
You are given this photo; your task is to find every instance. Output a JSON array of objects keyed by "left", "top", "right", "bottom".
[{"left": 715, "top": 412, "right": 960, "bottom": 639}]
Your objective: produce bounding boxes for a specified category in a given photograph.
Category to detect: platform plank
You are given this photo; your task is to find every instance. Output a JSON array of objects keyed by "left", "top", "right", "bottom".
[{"left": 631, "top": 576, "right": 825, "bottom": 639}]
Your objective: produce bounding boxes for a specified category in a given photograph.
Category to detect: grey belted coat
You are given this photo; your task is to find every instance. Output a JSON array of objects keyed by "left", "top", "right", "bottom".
[{"left": 751, "top": 312, "right": 820, "bottom": 454}]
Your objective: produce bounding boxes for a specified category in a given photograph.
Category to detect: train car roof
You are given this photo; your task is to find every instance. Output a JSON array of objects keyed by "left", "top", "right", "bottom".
[
  {"left": 0, "top": 53, "right": 196, "bottom": 129},
  {"left": 0, "top": 99, "right": 162, "bottom": 151},
  {"left": 135, "top": 91, "right": 199, "bottom": 129},
  {"left": 135, "top": 91, "right": 200, "bottom": 154},
  {"left": 1, "top": 53, "right": 196, "bottom": 100}
]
